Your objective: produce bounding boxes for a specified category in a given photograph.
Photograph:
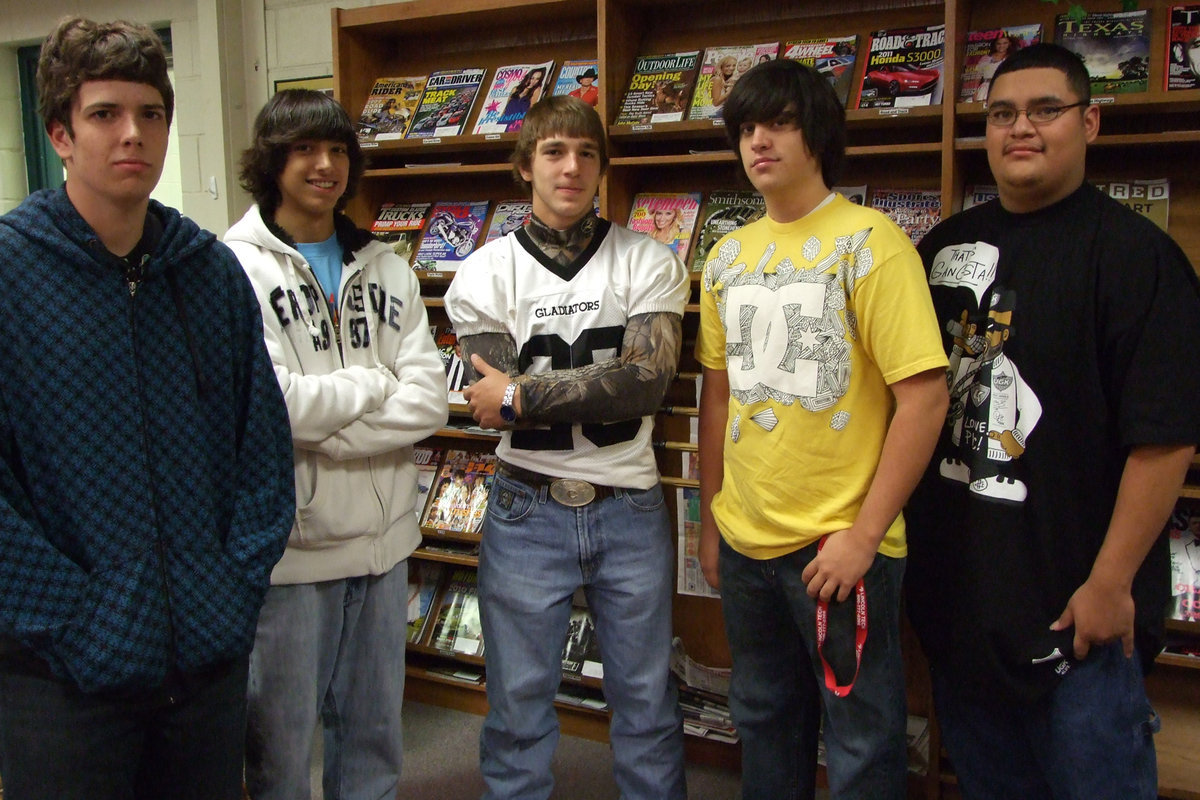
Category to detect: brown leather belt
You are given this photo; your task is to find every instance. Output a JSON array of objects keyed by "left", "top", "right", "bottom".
[{"left": 497, "top": 461, "right": 618, "bottom": 507}]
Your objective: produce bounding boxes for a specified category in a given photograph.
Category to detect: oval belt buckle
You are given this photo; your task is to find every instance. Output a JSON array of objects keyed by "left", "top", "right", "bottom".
[{"left": 550, "top": 478, "right": 595, "bottom": 507}]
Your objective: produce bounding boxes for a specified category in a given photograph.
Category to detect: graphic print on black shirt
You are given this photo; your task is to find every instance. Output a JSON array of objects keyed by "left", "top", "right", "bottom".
[{"left": 928, "top": 243, "right": 1042, "bottom": 506}]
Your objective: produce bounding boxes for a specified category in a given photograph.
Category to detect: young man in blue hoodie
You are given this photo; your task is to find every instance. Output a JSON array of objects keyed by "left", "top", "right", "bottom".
[{"left": 0, "top": 17, "right": 295, "bottom": 800}]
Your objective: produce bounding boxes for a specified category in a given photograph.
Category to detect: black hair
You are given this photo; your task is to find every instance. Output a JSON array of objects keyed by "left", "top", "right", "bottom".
[
  {"left": 238, "top": 89, "right": 365, "bottom": 215},
  {"left": 988, "top": 42, "right": 1092, "bottom": 104},
  {"left": 721, "top": 58, "right": 845, "bottom": 189}
]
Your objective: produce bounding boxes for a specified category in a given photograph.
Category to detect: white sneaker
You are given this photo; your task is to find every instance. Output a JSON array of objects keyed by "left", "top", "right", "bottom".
[{"left": 968, "top": 474, "right": 1027, "bottom": 503}]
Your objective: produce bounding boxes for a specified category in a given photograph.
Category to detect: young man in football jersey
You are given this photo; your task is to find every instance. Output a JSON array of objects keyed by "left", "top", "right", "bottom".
[
  {"left": 444, "top": 95, "right": 688, "bottom": 800},
  {"left": 694, "top": 58, "right": 949, "bottom": 799},
  {"left": 906, "top": 43, "right": 1200, "bottom": 799}
]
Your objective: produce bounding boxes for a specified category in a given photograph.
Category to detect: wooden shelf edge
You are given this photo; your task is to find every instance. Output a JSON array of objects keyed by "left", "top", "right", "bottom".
[
  {"left": 408, "top": 645, "right": 486, "bottom": 667},
  {"left": 661, "top": 475, "right": 699, "bottom": 489},
  {"left": 418, "top": 527, "right": 483, "bottom": 545},
  {"left": 1156, "top": 652, "right": 1200, "bottom": 671},
  {"left": 432, "top": 424, "right": 503, "bottom": 442},
  {"left": 957, "top": 129, "right": 1200, "bottom": 151},
  {"left": 1165, "top": 618, "right": 1200, "bottom": 634},
  {"left": 364, "top": 160, "right": 513, "bottom": 178},
  {"left": 412, "top": 547, "right": 480, "bottom": 566}
]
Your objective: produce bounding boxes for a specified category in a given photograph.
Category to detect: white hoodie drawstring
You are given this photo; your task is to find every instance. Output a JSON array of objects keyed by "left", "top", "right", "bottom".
[{"left": 281, "top": 251, "right": 323, "bottom": 341}]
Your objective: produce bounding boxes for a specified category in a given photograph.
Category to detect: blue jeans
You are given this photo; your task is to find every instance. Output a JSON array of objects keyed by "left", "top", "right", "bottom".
[
  {"left": 244, "top": 563, "right": 408, "bottom": 800},
  {"left": 719, "top": 538, "right": 908, "bottom": 800},
  {"left": 0, "top": 653, "right": 248, "bottom": 800},
  {"left": 932, "top": 642, "right": 1159, "bottom": 800},
  {"left": 478, "top": 473, "right": 686, "bottom": 800}
]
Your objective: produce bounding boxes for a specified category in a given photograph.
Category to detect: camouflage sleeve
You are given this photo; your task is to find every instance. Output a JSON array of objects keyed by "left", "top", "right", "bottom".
[
  {"left": 458, "top": 332, "right": 519, "bottom": 382},
  {"left": 521, "top": 311, "right": 682, "bottom": 424}
]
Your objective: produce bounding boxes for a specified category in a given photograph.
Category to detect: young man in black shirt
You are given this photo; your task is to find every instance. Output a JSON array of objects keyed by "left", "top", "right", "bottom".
[{"left": 907, "top": 43, "right": 1200, "bottom": 800}]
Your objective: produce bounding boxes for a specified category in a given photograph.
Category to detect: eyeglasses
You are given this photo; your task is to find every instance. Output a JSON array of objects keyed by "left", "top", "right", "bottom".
[{"left": 984, "top": 102, "right": 1088, "bottom": 127}]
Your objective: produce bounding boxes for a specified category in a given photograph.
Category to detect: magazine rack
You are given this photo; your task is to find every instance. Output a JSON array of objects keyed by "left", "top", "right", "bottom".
[{"left": 332, "top": 0, "right": 1200, "bottom": 795}]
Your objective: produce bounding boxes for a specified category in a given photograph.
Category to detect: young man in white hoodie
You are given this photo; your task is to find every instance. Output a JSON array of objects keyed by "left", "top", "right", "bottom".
[{"left": 224, "top": 89, "right": 449, "bottom": 800}]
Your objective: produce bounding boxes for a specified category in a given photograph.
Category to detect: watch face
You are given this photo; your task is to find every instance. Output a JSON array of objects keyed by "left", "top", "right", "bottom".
[{"left": 500, "top": 383, "right": 517, "bottom": 422}]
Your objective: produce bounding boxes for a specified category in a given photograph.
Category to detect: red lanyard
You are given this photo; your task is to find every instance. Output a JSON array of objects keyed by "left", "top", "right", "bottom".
[{"left": 814, "top": 536, "right": 868, "bottom": 698}]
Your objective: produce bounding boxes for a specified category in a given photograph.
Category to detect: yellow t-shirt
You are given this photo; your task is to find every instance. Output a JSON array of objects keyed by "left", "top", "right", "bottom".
[{"left": 695, "top": 194, "right": 947, "bottom": 560}]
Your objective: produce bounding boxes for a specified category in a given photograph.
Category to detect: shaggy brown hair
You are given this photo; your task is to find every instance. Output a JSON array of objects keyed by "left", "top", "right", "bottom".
[
  {"left": 37, "top": 17, "right": 174, "bottom": 137},
  {"left": 510, "top": 95, "right": 608, "bottom": 192}
]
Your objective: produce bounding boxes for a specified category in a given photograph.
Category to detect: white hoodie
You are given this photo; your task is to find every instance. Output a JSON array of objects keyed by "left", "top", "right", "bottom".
[{"left": 225, "top": 205, "right": 449, "bottom": 584}]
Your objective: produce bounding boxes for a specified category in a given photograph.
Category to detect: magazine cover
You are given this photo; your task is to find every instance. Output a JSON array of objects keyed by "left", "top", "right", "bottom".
[
  {"left": 781, "top": 36, "right": 859, "bottom": 108},
  {"left": 676, "top": 452, "right": 720, "bottom": 599},
  {"left": 688, "top": 190, "right": 765, "bottom": 272},
  {"left": 483, "top": 200, "right": 533, "bottom": 244},
  {"left": 626, "top": 192, "right": 702, "bottom": 262},
  {"left": 406, "top": 560, "right": 447, "bottom": 644},
  {"left": 412, "top": 200, "right": 488, "bottom": 273},
  {"left": 561, "top": 606, "right": 604, "bottom": 680},
  {"left": 421, "top": 449, "right": 497, "bottom": 535},
  {"left": 412, "top": 444, "right": 444, "bottom": 524},
  {"left": 451, "top": 576, "right": 484, "bottom": 656},
  {"left": 428, "top": 568, "right": 479, "bottom": 652},
  {"left": 688, "top": 43, "right": 779, "bottom": 121},
  {"left": 472, "top": 60, "right": 555, "bottom": 134},
  {"left": 614, "top": 50, "right": 701, "bottom": 125},
  {"left": 405, "top": 68, "right": 486, "bottom": 139},
  {"left": 959, "top": 24, "right": 1042, "bottom": 102},
  {"left": 1167, "top": 5, "right": 1200, "bottom": 90},
  {"left": 1055, "top": 10, "right": 1151, "bottom": 95},
  {"left": 962, "top": 184, "right": 999, "bottom": 210},
  {"left": 832, "top": 184, "right": 868, "bottom": 206},
  {"left": 1094, "top": 178, "right": 1170, "bottom": 231},
  {"left": 551, "top": 58, "right": 600, "bottom": 107},
  {"left": 869, "top": 188, "right": 941, "bottom": 244},
  {"left": 433, "top": 326, "right": 470, "bottom": 405},
  {"left": 1167, "top": 507, "right": 1200, "bottom": 622},
  {"left": 857, "top": 24, "right": 946, "bottom": 109},
  {"left": 355, "top": 76, "right": 427, "bottom": 142},
  {"left": 370, "top": 201, "right": 431, "bottom": 265}
]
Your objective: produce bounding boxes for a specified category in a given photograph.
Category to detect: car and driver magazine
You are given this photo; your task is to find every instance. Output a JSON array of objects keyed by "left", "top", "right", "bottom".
[
  {"left": 405, "top": 67, "right": 487, "bottom": 139},
  {"left": 412, "top": 200, "right": 489, "bottom": 273},
  {"left": 781, "top": 35, "right": 859, "bottom": 108},
  {"left": 856, "top": 23, "right": 945, "bottom": 110}
]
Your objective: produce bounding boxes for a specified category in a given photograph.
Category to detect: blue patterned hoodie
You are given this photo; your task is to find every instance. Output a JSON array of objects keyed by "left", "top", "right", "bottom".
[{"left": 0, "top": 188, "right": 295, "bottom": 694}]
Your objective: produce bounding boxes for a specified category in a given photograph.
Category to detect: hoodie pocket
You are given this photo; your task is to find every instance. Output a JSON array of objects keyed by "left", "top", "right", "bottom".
[{"left": 293, "top": 451, "right": 384, "bottom": 545}]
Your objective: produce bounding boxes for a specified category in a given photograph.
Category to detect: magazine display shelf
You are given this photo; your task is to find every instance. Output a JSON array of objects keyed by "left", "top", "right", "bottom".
[{"left": 333, "top": 0, "right": 1200, "bottom": 795}]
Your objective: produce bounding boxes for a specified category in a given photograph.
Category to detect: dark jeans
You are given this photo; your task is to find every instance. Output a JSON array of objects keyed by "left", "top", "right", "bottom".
[
  {"left": 0, "top": 652, "right": 249, "bottom": 800},
  {"left": 718, "top": 539, "right": 908, "bottom": 800},
  {"left": 932, "top": 642, "right": 1159, "bottom": 800}
]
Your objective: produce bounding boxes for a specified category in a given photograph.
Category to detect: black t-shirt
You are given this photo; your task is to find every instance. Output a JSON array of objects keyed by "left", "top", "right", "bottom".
[{"left": 906, "top": 183, "right": 1200, "bottom": 705}]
